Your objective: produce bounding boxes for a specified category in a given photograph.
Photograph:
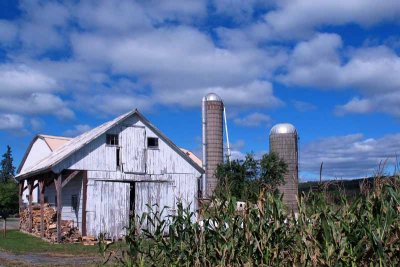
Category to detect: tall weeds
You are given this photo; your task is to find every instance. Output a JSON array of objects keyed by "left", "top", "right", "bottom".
[{"left": 112, "top": 177, "right": 400, "bottom": 266}]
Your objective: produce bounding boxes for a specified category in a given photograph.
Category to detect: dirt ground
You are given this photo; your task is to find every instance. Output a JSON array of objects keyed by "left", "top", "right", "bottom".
[
  {"left": 0, "top": 250, "right": 102, "bottom": 266},
  {"left": 1, "top": 218, "right": 19, "bottom": 230}
]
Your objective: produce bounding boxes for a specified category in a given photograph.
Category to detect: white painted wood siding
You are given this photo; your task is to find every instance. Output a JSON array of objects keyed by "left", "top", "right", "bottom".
[
  {"left": 86, "top": 180, "right": 130, "bottom": 239},
  {"left": 120, "top": 126, "right": 146, "bottom": 173},
  {"left": 45, "top": 175, "right": 83, "bottom": 230},
  {"left": 46, "top": 113, "right": 201, "bottom": 238},
  {"left": 53, "top": 133, "right": 117, "bottom": 173},
  {"left": 21, "top": 139, "right": 51, "bottom": 204}
]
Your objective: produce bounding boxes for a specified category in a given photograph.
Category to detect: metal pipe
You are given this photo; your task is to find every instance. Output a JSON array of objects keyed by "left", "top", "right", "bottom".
[
  {"left": 201, "top": 96, "right": 207, "bottom": 198},
  {"left": 223, "top": 107, "right": 231, "bottom": 163}
]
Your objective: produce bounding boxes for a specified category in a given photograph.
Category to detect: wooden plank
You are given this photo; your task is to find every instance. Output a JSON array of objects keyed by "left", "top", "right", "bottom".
[
  {"left": 54, "top": 174, "right": 62, "bottom": 243},
  {"left": 39, "top": 179, "right": 45, "bottom": 238},
  {"left": 28, "top": 180, "right": 33, "bottom": 233},
  {"left": 61, "top": 170, "right": 80, "bottom": 188},
  {"left": 81, "top": 171, "right": 87, "bottom": 236},
  {"left": 23, "top": 182, "right": 39, "bottom": 193},
  {"left": 18, "top": 181, "right": 24, "bottom": 213}
]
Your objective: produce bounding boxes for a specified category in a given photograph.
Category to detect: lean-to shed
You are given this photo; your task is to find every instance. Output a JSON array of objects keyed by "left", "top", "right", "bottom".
[{"left": 16, "top": 109, "right": 204, "bottom": 241}]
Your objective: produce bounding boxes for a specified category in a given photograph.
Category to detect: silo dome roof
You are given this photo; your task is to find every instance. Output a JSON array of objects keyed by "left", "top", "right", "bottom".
[
  {"left": 205, "top": 93, "right": 222, "bottom": 101},
  {"left": 270, "top": 123, "right": 297, "bottom": 135}
]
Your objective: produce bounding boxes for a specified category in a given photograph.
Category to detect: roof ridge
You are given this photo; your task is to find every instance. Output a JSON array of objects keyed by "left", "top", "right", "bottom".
[{"left": 39, "top": 134, "right": 72, "bottom": 140}]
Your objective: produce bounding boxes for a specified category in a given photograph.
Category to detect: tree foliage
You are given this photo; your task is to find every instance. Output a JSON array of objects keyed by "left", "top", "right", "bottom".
[
  {"left": 215, "top": 152, "right": 287, "bottom": 201},
  {"left": 0, "top": 145, "right": 18, "bottom": 219},
  {"left": 1, "top": 145, "right": 15, "bottom": 183},
  {"left": 0, "top": 181, "right": 19, "bottom": 218}
]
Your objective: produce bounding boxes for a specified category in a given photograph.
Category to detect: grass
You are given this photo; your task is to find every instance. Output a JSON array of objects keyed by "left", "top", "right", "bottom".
[{"left": 0, "top": 230, "right": 100, "bottom": 255}]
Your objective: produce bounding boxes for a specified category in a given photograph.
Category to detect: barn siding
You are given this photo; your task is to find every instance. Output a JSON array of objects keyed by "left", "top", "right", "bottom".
[
  {"left": 86, "top": 180, "right": 129, "bottom": 239},
  {"left": 21, "top": 138, "right": 52, "bottom": 204},
  {"left": 45, "top": 175, "right": 83, "bottom": 230},
  {"left": 45, "top": 113, "right": 201, "bottom": 238}
]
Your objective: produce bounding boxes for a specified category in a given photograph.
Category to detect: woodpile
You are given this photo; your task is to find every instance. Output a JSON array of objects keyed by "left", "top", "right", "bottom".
[{"left": 19, "top": 204, "right": 82, "bottom": 243}]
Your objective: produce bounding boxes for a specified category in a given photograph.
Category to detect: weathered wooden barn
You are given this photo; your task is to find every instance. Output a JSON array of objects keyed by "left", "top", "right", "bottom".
[
  {"left": 16, "top": 109, "right": 203, "bottom": 241},
  {"left": 18, "top": 135, "right": 72, "bottom": 204}
]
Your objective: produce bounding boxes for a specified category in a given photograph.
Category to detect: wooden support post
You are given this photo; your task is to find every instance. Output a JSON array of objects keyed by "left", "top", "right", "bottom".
[
  {"left": 82, "top": 171, "right": 88, "bottom": 236},
  {"left": 28, "top": 180, "right": 34, "bottom": 233},
  {"left": 54, "top": 174, "right": 62, "bottom": 243},
  {"left": 18, "top": 181, "right": 24, "bottom": 213},
  {"left": 62, "top": 170, "right": 80, "bottom": 188},
  {"left": 39, "top": 179, "right": 45, "bottom": 238}
]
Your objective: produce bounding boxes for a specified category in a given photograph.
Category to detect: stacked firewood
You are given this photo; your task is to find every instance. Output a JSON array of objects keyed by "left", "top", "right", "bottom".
[{"left": 19, "top": 204, "right": 82, "bottom": 243}]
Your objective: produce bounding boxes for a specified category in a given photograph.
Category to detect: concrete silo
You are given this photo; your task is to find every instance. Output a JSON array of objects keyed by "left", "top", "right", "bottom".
[
  {"left": 269, "top": 123, "right": 299, "bottom": 211},
  {"left": 202, "top": 93, "right": 224, "bottom": 198}
]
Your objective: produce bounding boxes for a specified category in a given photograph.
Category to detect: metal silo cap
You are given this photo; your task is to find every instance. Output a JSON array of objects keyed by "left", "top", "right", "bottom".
[
  {"left": 270, "top": 123, "right": 297, "bottom": 135},
  {"left": 205, "top": 93, "right": 222, "bottom": 101}
]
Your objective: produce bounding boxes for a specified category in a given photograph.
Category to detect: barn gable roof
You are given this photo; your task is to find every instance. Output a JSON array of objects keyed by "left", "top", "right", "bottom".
[
  {"left": 17, "top": 135, "right": 72, "bottom": 174},
  {"left": 17, "top": 109, "right": 204, "bottom": 180}
]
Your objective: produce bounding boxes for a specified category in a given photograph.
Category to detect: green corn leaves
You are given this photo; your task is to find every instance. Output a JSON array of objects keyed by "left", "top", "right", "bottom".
[{"left": 109, "top": 178, "right": 400, "bottom": 266}]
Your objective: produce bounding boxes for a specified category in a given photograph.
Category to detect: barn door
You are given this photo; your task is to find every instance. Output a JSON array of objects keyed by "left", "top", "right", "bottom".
[{"left": 120, "top": 126, "right": 146, "bottom": 173}]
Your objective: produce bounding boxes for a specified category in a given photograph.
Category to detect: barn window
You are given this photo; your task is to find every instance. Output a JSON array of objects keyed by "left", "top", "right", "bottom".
[
  {"left": 147, "top": 137, "right": 159, "bottom": 149},
  {"left": 116, "top": 147, "right": 121, "bottom": 168},
  {"left": 106, "top": 134, "right": 119, "bottom": 146},
  {"left": 71, "top": 195, "right": 78, "bottom": 211}
]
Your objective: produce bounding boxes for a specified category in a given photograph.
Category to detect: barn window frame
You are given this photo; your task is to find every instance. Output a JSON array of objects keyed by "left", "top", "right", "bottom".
[
  {"left": 106, "top": 134, "right": 119, "bottom": 146},
  {"left": 147, "top": 137, "right": 159, "bottom": 149}
]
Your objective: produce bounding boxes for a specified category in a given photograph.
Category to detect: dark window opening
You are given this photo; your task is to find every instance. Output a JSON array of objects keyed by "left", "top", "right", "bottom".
[
  {"left": 106, "top": 134, "right": 119, "bottom": 146},
  {"left": 147, "top": 137, "right": 159, "bottom": 149},
  {"left": 71, "top": 195, "right": 78, "bottom": 211},
  {"left": 116, "top": 147, "right": 120, "bottom": 168}
]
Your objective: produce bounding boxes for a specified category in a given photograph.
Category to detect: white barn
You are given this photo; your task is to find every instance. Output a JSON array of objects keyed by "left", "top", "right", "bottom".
[
  {"left": 16, "top": 109, "right": 203, "bottom": 241},
  {"left": 18, "top": 135, "right": 71, "bottom": 204}
]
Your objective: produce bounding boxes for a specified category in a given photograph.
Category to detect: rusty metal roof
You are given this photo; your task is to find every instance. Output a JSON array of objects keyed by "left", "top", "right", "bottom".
[
  {"left": 40, "top": 135, "right": 72, "bottom": 151},
  {"left": 180, "top": 148, "right": 202, "bottom": 168}
]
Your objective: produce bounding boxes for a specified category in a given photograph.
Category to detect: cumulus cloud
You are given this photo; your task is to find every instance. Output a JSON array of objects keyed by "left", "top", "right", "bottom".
[
  {"left": 157, "top": 81, "right": 283, "bottom": 109},
  {"left": 0, "top": 20, "right": 17, "bottom": 43},
  {"left": 300, "top": 133, "right": 400, "bottom": 179},
  {"left": 292, "top": 100, "right": 316, "bottom": 112},
  {"left": 64, "top": 124, "right": 92, "bottom": 137},
  {"left": 0, "top": 65, "right": 57, "bottom": 96},
  {"left": 234, "top": 112, "right": 271, "bottom": 127},
  {"left": 0, "top": 93, "right": 74, "bottom": 119},
  {"left": 264, "top": 0, "right": 400, "bottom": 39},
  {"left": 278, "top": 33, "right": 400, "bottom": 117},
  {"left": 0, "top": 114, "right": 24, "bottom": 130}
]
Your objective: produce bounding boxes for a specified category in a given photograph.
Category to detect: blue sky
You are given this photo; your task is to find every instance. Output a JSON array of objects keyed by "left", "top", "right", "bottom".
[{"left": 1, "top": 0, "right": 400, "bottom": 181}]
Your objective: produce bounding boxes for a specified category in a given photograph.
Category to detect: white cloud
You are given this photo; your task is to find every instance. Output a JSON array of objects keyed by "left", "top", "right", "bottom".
[
  {"left": 0, "top": 65, "right": 57, "bottom": 96},
  {"left": 71, "top": 26, "right": 273, "bottom": 91},
  {"left": 234, "top": 112, "right": 271, "bottom": 127},
  {"left": 300, "top": 133, "right": 400, "bottom": 179},
  {"left": 0, "top": 114, "right": 24, "bottom": 130},
  {"left": 0, "top": 20, "right": 17, "bottom": 43},
  {"left": 157, "top": 81, "right": 283, "bottom": 109},
  {"left": 30, "top": 118, "right": 43, "bottom": 131},
  {"left": 279, "top": 33, "right": 400, "bottom": 117},
  {"left": 18, "top": 0, "right": 70, "bottom": 53},
  {"left": 292, "top": 100, "right": 316, "bottom": 112},
  {"left": 64, "top": 124, "right": 92, "bottom": 137},
  {"left": 264, "top": 0, "right": 400, "bottom": 39},
  {"left": 0, "top": 93, "right": 74, "bottom": 119}
]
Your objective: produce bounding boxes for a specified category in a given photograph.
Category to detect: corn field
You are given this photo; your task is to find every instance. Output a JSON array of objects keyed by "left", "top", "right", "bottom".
[{"left": 107, "top": 177, "right": 400, "bottom": 266}]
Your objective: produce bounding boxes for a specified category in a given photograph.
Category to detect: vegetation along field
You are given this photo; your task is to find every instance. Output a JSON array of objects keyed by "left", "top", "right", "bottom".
[{"left": 97, "top": 156, "right": 400, "bottom": 266}]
